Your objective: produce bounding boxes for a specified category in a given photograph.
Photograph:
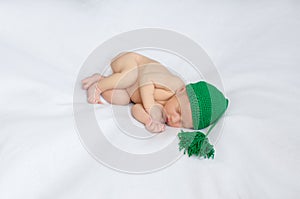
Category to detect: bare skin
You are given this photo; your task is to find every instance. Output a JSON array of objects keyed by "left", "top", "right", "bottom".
[{"left": 81, "top": 52, "right": 193, "bottom": 133}]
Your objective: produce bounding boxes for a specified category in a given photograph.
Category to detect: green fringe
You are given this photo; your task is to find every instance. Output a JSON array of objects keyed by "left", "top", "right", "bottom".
[{"left": 178, "top": 130, "right": 215, "bottom": 159}]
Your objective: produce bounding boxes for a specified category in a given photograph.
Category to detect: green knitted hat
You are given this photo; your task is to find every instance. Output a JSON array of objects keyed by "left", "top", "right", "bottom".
[
  {"left": 186, "top": 81, "right": 229, "bottom": 130},
  {"left": 178, "top": 81, "right": 229, "bottom": 159}
]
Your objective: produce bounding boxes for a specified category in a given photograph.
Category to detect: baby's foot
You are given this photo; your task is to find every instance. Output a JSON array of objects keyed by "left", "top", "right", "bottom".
[
  {"left": 81, "top": 73, "right": 103, "bottom": 90},
  {"left": 87, "top": 82, "right": 102, "bottom": 104}
]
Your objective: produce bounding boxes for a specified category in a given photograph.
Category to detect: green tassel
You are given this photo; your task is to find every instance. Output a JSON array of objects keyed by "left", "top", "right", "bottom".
[{"left": 178, "top": 130, "right": 215, "bottom": 159}]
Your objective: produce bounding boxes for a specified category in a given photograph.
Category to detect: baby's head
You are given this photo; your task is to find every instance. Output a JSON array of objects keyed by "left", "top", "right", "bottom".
[
  {"left": 163, "top": 86, "right": 193, "bottom": 128},
  {"left": 163, "top": 81, "right": 229, "bottom": 130}
]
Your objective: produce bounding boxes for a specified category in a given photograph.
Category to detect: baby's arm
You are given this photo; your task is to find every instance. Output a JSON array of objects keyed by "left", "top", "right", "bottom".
[
  {"left": 97, "top": 55, "right": 138, "bottom": 91},
  {"left": 131, "top": 104, "right": 150, "bottom": 125},
  {"left": 139, "top": 76, "right": 165, "bottom": 132},
  {"left": 86, "top": 52, "right": 138, "bottom": 104},
  {"left": 139, "top": 78, "right": 163, "bottom": 116}
]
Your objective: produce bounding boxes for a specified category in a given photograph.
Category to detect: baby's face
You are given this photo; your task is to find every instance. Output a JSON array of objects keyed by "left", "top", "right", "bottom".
[{"left": 163, "top": 89, "right": 193, "bottom": 129}]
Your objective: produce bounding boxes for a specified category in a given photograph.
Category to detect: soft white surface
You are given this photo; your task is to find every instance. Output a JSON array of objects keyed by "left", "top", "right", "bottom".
[{"left": 0, "top": 0, "right": 300, "bottom": 198}]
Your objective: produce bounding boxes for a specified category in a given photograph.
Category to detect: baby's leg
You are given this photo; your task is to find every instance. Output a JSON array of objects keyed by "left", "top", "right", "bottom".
[
  {"left": 85, "top": 52, "right": 138, "bottom": 103},
  {"left": 101, "top": 89, "right": 130, "bottom": 105},
  {"left": 86, "top": 74, "right": 133, "bottom": 104},
  {"left": 96, "top": 56, "right": 138, "bottom": 91},
  {"left": 82, "top": 73, "right": 103, "bottom": 90}
]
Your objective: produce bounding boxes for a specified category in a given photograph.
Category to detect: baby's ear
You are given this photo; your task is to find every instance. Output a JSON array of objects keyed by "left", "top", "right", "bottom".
[{"left": 176, "top": 86, "right": 186, "bottom": 96}]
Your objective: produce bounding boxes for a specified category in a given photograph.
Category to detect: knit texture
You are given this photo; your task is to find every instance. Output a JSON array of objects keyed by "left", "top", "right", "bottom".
[{"left": 186, "top": 81, "right": 229, "bottom": 130}]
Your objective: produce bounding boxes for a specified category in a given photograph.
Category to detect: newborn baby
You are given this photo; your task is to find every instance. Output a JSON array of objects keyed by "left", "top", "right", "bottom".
[
  {"left": 82, "top": 52, "right": 228, "bottom": 133},
  {"left": 81, "top": 52, "right": 192, "bottom": 132}
]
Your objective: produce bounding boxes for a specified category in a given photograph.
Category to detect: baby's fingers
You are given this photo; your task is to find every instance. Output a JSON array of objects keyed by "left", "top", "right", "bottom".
[
  {"left": 82, "top": 81, "right": 95, "bottom": 90},
  {"left": 145, "top": 122, "right": 157, "bottom": 133},
  {"left": 152, "top": 122, "right": 165, "bottom": 133},
  {"left": 161, "top": 124, "right": 166, "bottom": 131}
]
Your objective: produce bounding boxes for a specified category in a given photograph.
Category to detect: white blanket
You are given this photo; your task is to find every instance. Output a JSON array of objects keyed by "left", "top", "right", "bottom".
[{"left": 0, "top": 0, "right": 299, "bottom": 198}]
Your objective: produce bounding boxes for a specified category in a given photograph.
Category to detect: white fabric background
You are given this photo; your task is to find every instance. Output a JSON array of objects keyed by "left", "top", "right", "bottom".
[{"left": 0, "top": 0, "right": 299, "bottom": 198}]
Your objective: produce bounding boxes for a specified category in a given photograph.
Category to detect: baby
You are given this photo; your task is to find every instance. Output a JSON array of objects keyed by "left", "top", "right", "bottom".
[{"left": 82, "top": 52, "right": 228, "bottom": 133}]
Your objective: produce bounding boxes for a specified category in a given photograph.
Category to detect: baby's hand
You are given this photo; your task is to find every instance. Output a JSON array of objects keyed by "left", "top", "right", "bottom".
[
  {"left": 145, "top": 118, "right": 165, "bottom": 133},
  {"left": 87, "top": 82, "right": 102, "bottom": 104},
  {"left": 148, "top": 104, "right": 164, "bottom": 122}
]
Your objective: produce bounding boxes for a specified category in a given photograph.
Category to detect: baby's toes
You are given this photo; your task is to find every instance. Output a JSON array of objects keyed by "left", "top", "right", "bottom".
[
  {"left": 92, "top": 73, "right": 102, "bottom": 79},
  {"left": 81, "top": 77, "right": 91, "bottom": 84},
  {"left": 85, "top": 80, "right": 98, "bottom": 89},
  {"left": 83, "top": 83, "right": 91, "bottom": 90},
  {"left": 161, "top": 125, "right": 165, "bottom": 132},
  {"left": 93, "top": 75, "right": 104, "bottom": 83},
  {"left": 87, "top": 97, "right": 96, "bottom": 104}
]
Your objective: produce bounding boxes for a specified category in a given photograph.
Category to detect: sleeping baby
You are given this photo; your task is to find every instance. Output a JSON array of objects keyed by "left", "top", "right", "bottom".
[{"left": 81, "top": 52, "right": 229, "bottom": 133}]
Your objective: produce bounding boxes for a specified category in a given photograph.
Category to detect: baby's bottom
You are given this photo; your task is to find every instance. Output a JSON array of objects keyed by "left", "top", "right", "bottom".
[{"left": 82, "top": 73, "right": 131, "bottom": 105}]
